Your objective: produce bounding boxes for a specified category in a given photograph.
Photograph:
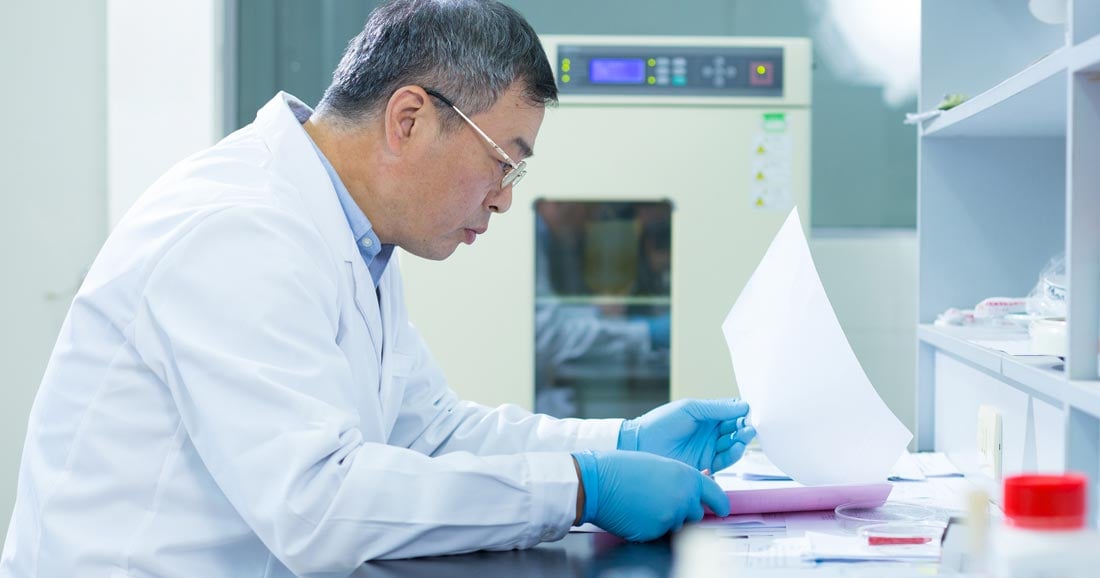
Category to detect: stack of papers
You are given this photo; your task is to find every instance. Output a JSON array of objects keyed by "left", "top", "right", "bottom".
[
  {"left": 715, "top": 472, "right": 893, "bottom": 516},
  {"left": 725, "top": 450, "right": 962, "bottom": 483},
  {"left": 888, "top": 452, "right": 963, "bottom": 481},
  {"left": 700, "top": 513, "right": 787, "bottom": 538}
]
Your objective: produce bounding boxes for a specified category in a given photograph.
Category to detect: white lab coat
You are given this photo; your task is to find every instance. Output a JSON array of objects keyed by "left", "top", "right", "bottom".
[{"left": 0, "top": 93, "right": 621, "bottom": 578}]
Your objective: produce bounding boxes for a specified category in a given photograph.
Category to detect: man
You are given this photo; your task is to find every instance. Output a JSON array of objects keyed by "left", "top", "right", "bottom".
[{"left": 0, "top": 1, "right": 756, "bottom": 576}]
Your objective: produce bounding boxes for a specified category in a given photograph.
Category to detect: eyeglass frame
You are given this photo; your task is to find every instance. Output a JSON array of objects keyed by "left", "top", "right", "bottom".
[{"left": 423, "top": 88, "right": 527, "bottom": 189}]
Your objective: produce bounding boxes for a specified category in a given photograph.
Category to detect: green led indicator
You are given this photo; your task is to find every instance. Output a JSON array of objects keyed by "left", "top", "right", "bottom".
[
  {"left": 756, "top": 64, "right": 767, "bottom": 75},
  {"left": 562, "top": 60, "right": 571, "bottom": 73},
  {"left": 648, "top": 58, "right": 656, "bottom": 67},
  {"left": 561, "top": 74, "right": 571, "bottom": 83},
  {"left": 647, "top": 76, "right": 657, "bottom": 85}
]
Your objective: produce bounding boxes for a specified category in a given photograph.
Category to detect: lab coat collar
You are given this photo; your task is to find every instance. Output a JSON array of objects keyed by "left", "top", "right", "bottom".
[
  {"left": 253, "top": 93, "right": 388, "bottom": 367},
  {"left": 252, "top": 92, "right": 359, "bottom": 263}
]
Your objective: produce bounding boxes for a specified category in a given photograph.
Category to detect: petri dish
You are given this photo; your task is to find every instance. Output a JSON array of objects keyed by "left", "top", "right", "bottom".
[
  {"left": 834, "top": 501, "right": 944, "bottom": 532},
  {"left": 858, "top": 519, "right": 946, "bottom": 552}
]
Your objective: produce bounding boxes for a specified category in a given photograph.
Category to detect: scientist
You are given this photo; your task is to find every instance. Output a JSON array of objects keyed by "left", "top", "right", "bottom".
[{"left": 0, "top": 1, "right": 756, "bottom": 577}]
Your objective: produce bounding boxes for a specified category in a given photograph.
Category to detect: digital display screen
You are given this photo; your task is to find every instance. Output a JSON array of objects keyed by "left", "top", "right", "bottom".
[{"left": 588, "top": 58, "right": 646, "bottom": 84}]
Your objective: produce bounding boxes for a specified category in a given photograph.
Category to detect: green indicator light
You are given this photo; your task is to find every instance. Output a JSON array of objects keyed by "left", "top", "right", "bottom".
[
  {"left": 561, "top": 74, "right": 571, "bottom": 83},
  {"left": 647, "top": 76, "right": 657, "bottom": 85},
  {"left": 562, "top": 58, "right": 571, "bottom": 66},
  {"left": 648, "top": 58, "right": 656, "bottom": 67},
  {"left": 562, "top": 61, "right": 570, "bottom": 72},
  {"left": 756, "top": 65, "right": 767, "bottom": 75}
]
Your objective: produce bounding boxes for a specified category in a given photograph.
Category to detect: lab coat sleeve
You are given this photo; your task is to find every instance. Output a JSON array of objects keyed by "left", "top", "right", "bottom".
[
  {"left": 133, "top": 206, "right": 580, "bottom": 574},
  {"left": 388, "top": 323, "right": 622, "bottom": 457}
]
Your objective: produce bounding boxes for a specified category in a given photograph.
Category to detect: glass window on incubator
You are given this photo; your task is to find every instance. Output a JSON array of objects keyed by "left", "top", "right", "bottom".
[{"left": 534, "top": 200, "right": 671, "bottom": 419}]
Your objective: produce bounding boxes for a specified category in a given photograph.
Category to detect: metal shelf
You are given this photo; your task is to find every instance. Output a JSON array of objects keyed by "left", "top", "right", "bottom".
[
  {"left": 1071, "top": 33, "right": 1100, "bottom": 72},
  {"left": 918, "top": 324, "right": 1100, "bottom": 418},
  {"left": 922, "top": 47, "right": 1068, "bottom": 138}
]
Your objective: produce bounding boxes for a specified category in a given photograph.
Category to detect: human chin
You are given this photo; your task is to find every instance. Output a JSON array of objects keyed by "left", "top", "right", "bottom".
[{"left": 425, "top": 238, "right": 462, "bottom": 261}]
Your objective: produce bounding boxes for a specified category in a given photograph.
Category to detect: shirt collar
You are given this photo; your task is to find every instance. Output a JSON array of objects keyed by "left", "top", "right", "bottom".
[{"left": 291, "top": 100, "right": 393, "bottom": 287}]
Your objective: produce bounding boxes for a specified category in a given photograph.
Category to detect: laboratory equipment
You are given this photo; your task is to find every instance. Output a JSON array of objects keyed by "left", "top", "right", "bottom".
[
  {"left": 834, "top": 501, "right": 945, "bottom": 532},
  {"left": 860, "top": 522, "right": 943, "bottom": 546},
  {"left": 1029, "top": 317, "right": 1067, "bottom": 357},
  {"left": 400, "top": 36, "right": 811, "bottom": 417},
  {"left": 992, "top": 473, "right": 1100, "bottom": 578}
]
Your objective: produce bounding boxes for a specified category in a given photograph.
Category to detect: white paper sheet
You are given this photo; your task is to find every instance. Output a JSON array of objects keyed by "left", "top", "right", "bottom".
[
  {"left": 728, "top": 450, "right": 961, "bottom": 482},
  {"left": 970, "top": 339, "right": 1051, "bottom": 356},
  {"left": 722, "top": 209, "right": 912, "bottom": 485}
]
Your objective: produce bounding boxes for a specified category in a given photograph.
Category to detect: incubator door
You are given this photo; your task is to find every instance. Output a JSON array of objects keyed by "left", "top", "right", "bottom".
[{"left": 534, "top": 200, "right": 671, "bottom": 418}]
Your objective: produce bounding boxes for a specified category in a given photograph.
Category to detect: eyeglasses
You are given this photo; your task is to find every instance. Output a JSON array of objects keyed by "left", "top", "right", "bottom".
[{"left": 424, "top": 88, "right": 527, "bottom": 189}]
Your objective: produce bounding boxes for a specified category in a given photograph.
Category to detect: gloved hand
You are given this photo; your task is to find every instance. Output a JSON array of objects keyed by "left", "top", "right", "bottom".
[
  {"left": 619, "top": 398, "right": 756, "bottom": 473},
  {"left": 572, "top": 449, "right": 730, "bottom": 541}
]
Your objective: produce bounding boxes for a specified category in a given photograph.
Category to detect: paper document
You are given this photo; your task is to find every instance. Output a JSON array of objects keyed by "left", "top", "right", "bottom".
[
  {"left": 728, "top": 449, "right": 959, "bottom": 482},
  {"left": 722, "top": 209, "right": 912, "bottom": 485},
  {"left": 715, "top": 475, "right": 892, "bottom": 515},
  {"left": 971, "top": 339, "right": 1049, "bottom": 357}
]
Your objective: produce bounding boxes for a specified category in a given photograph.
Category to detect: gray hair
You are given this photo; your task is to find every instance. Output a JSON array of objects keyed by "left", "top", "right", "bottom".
[{"left": 316, "top": 0, "right": 557, "bottom": 130}]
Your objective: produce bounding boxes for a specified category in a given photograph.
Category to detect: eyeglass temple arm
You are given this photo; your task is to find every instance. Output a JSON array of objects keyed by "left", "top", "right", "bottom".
[{"left": 431, "top": 95, "right": 519, "bottom": 169}]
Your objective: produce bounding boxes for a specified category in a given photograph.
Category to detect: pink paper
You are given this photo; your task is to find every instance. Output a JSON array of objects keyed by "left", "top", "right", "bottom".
[{"left": 724, "top": 482, "right": 892, "bottom": 515}]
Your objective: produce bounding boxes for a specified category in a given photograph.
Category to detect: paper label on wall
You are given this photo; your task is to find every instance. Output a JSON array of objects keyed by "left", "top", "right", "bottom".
[
  {"left": 722, "top": 209, "right": 912, "bottom": 485},
  {"left": 751, "top": 112, "right": 793, "bottom": 211}
]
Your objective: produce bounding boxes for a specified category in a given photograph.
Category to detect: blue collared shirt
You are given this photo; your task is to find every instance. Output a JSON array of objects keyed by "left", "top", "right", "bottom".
[{"left": 296, "top": 109, "right": 393, "bottom": 287}]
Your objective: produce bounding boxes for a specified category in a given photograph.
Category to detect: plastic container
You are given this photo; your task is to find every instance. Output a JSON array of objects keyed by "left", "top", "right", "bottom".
[
  {"left": 1029, "top": 317, "right": 1066, "bottom": 357},
  {"left": 860, "top": 522, "right": 944, "bottom": 545},
  {"left": 992, "top": 473, "right": 1100, "bottom": 578},
  {"left": 834, "top": 501, "right": 944, "bottom": 532},
  {"left": 857, "top": 522, "right": 945, "bottom": 558}
]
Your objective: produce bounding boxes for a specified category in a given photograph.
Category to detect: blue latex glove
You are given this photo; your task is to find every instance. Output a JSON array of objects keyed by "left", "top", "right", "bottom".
[
  {"left": 572, "top": 449, "right": 730, "bottom": 541},
  {"left": 619, "top": 399, "right": 756, "bottom": 473}
]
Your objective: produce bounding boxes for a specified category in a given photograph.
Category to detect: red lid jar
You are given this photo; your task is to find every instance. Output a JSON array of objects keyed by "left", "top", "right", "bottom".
[{"left": 1003, "top": 474, "right": 1088, "bottom": 530}]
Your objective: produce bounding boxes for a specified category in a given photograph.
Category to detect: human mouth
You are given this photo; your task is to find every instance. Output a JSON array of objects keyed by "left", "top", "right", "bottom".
[{"left": 463, "top": 225, "right": 488, "bottom": 245}]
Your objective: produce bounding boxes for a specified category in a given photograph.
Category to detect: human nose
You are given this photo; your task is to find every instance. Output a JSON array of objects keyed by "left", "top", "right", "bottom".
[{"left": 486, "top": 183, "right": 513, "bottom": 214}]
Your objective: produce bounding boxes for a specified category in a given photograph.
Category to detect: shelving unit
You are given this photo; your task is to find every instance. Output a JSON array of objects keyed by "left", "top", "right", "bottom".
[{"left": 917, "top": 1, "right": 1100, "bottom": 524}]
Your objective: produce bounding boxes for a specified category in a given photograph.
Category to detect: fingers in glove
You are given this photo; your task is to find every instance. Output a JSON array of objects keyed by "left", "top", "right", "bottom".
[
  {"left": 715, "top": 432, "right": 737, "bottom": 453},
  {"left": 732, "top": 425, "right": 757, "bottom": 445},
  {"left": 684, "top": 399, "right": 750, "bottom": 423},
  {"left": 699, "top": 473, "right": 730, "bottom": 517},
  {"left": 711, "top": 441, "right": 748, "bottom": 474},
  {"left": 687, "top": 502, "right": 706, "bottom": 523}
]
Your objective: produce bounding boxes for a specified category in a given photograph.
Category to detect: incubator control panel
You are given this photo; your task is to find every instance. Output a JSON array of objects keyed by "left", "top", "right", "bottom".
[{"left": 555, "top": 44, "right": 783, "bottom": 97}]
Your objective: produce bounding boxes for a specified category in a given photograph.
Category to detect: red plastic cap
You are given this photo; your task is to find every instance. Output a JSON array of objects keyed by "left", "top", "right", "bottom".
[{"left": 1003, "top": 474, "right": 1088, "bottom": 530}]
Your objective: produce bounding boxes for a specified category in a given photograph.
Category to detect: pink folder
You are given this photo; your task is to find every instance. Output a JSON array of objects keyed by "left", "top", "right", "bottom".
[{"left": 722, "top": 482, "right": 893, "bottom": 515}]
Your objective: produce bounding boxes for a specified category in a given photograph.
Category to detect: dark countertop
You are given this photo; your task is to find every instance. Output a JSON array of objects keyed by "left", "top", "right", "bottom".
[{"left": 352, "top": 532, "right": 672, "bottom": 578}]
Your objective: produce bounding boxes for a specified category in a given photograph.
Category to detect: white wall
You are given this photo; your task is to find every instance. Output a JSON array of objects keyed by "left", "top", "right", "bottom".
[
  {"left": 811, "top": 231, "right": 919, "bottom": 436},
  {"left": 0, "top": 1, "right": 108, "bottom": 544},
  {"left": 107, "top": 0, "right": 227, "bottom": 225},
  {"left": 0, "top": 1, "right": 225, "bottom": 547}
]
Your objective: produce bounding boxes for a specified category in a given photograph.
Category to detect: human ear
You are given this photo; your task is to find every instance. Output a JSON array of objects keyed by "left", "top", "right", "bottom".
[{"left": 383, "top": 85, "right": 434, "bottom": 154}]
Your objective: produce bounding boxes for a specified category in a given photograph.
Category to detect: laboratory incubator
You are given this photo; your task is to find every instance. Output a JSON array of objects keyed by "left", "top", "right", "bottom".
[{"left": 400, "top": 35, "right": 812, "bottom": 418}]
